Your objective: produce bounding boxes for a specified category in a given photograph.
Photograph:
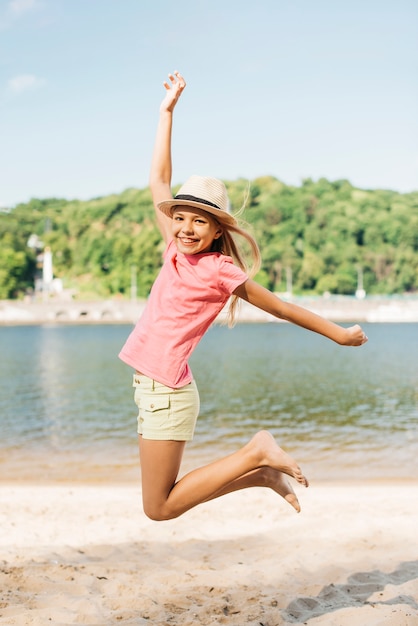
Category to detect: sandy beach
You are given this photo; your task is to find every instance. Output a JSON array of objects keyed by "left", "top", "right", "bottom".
[
  {"left": 1, "top": 479, "right": 417, "bottom": 625},
  {"left": 1, "top": 320, "right": 417, "bottom": 624}
]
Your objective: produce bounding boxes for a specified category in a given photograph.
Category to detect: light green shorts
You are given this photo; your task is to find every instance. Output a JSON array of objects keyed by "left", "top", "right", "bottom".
[{"left": 132, "top": 374, "right": 200, "bottom": 441}]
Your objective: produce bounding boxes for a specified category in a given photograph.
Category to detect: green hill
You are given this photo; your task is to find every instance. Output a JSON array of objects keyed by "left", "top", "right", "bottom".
[{"left": 1, "top": 177, "right": 417, "bottom": 300}]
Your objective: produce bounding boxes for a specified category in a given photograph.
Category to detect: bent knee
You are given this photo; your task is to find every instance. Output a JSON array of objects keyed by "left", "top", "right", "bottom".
[{"left": 143, "top": 502, "right": 178, "bottom": 522}]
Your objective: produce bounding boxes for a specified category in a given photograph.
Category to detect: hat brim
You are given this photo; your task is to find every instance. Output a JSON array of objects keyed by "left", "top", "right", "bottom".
[{"left": 157, "top": 199, "right": 237, "bottom": 226}]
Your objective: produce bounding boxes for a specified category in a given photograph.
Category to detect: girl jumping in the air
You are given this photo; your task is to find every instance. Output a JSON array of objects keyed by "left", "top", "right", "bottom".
[{"left": 119, "top": 71, "right": 368, "bottom": 520}]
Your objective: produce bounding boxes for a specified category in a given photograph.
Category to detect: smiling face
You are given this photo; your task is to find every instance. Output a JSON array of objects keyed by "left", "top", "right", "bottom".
[{"left": 171, "top": 207, "right": 223, "bottom": 254}]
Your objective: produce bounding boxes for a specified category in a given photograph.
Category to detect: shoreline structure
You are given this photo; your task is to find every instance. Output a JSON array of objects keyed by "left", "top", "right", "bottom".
[{"left": 1, "top": 295, "right": 418, "bottom": 325}]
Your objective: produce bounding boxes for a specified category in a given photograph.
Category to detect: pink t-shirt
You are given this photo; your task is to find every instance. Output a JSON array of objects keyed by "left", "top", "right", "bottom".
[{"left": 118, "top": 240, "right": 248, "bottom": 388}]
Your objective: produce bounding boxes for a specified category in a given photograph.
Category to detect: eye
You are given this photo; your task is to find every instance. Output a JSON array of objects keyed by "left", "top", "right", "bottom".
[{"left": 195, "top": 218, "right": 207, "bottom": 224}]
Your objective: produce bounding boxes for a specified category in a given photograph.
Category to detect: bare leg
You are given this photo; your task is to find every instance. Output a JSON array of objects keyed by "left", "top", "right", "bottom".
[
  {"left": 139, "top": 430, "right": 308, "bottom": 520},
  {"left": 202, "top": 467, "right": 302, "bottom": 512}
]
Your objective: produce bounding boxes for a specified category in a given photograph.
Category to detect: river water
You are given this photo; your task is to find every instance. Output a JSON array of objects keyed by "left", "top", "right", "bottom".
[{"left": 0, "top": 322, "right": 417, "bottom": 482}]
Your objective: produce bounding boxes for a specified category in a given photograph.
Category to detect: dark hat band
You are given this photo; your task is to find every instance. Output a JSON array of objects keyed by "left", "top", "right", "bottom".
[{"left": 174, "top": 194, "right": 222, "bottom": 211}]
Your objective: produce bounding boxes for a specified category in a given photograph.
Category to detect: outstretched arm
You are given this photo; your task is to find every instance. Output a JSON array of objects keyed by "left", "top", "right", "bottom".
[
  {"left": 149, "top": 71, "right": 186, "bottom": 243},
  {"left": 234, "top": 279, "right": 368, "bottom": 346}
]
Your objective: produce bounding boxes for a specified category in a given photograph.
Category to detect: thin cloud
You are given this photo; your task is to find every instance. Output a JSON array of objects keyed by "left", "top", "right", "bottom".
[
  {"left": 8, "top": 74, "right": 46, "bottom": 94},
  {"left": 9, "top": 0, "right": 38, "bottom": 15},
  {"left": 0, "top": 0, "right": 41, "bottom": 30}
]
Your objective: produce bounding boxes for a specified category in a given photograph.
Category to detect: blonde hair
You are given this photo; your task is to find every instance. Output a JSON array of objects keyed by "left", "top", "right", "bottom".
[{"left": 211, "top": 218, "right": 261, "bottom": 327}]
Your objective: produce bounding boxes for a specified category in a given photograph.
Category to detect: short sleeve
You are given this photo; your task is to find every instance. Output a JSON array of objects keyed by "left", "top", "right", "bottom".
[{"left": 218, "top": 256, "right": 248, "bottom": 295}]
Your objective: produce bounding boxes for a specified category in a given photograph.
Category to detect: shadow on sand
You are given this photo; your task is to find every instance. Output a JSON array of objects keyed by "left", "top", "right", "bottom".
[{"left": 283, "top": 560, "right": 418, "bottom": 623}]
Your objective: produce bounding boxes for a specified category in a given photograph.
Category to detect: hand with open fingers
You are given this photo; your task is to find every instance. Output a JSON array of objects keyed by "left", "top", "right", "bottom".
[
  {"left": 160, "top": 71, "right": 186, "bottom": 113},
  {"left": 342, "top": 324, "right": 368, "bottom": 346}
]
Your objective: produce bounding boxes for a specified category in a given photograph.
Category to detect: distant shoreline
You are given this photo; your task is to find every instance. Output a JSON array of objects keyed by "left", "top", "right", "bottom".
[{"left": 1, "top": 295, "right": 418, "bottom": 325}]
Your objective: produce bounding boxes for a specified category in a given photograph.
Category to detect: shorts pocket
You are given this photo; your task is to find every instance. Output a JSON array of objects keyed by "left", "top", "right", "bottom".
[{"left": 140, "top": 396, "right": 170, "bottom": 413}]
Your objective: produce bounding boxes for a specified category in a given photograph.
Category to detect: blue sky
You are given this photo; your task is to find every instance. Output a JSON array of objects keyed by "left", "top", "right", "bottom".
[{"left": 1, "top": 0, "right": 417, "bottom": 208}]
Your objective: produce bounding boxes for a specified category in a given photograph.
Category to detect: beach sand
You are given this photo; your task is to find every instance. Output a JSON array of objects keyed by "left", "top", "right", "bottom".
[{"left": 1, "top": 479, "right": 418, "bottom": 625}]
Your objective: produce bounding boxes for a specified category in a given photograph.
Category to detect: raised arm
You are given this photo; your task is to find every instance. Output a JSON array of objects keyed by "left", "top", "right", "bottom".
[
  {"left": 234, "top": 279, "right": 368, "bottom": 346},
  {"left": 149, "top": 71, "right": 186, "bottom": 243}
]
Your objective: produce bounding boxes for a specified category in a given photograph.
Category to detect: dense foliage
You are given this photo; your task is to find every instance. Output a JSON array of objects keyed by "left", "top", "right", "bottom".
[{"left": 1, "top": 177, "right": 417, "bottom": 299}]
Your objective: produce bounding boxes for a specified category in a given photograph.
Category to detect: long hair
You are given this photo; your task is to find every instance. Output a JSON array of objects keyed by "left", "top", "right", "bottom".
[{"left": 211, "top": 219, "right": 261, "bottom": 327}]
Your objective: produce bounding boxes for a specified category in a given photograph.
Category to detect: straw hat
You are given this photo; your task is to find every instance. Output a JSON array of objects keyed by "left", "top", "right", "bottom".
[{"left": 158, "top": 175, "right": 237, "bottom": 226}]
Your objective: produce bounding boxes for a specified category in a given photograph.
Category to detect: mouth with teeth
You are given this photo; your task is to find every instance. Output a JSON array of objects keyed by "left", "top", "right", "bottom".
[{"left": 179, "top": 237, "right": 198, "bottom": 244}]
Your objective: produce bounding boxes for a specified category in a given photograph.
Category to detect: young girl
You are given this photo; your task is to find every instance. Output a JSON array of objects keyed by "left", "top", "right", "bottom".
[{"left": 119, "top": 71, "right": 368, "bottom": 521}]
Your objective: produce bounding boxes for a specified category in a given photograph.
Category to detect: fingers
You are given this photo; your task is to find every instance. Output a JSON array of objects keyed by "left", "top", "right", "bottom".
[
  {"left": 173, "top": 70, "right": 186, "bottom": 87},
  {"left": 343, "top": 324, "right": 368, "bottom": 346},
  {"left": 356, "top": 324, "right": 368, "bottom": 344},
  {"left": 352, "top": 325, "right": 368, "bottom": 345},
  {"left": 163, "top": 71, "right": 186, "bottom": 91}
]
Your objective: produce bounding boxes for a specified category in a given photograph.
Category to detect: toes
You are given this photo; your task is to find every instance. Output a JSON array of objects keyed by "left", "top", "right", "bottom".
[
  {"left": 294, "top": 470, "right": 309, "bottom": 488},
  {"left": 285, "top": 493, "right": 301, "bottom": 513}
]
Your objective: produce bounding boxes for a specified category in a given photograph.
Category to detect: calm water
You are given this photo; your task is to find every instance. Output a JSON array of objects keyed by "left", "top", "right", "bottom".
[{"left": 0, "top": 323, "right": 417, "bottom": 482}]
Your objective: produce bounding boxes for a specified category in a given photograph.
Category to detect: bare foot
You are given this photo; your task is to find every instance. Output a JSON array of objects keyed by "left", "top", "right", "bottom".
[
  {"left": 250, "top": 430, "right": 309, "bottom": 488},
  {"left": 261, "top": 467, "right": 301, "bottom": 512}
]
